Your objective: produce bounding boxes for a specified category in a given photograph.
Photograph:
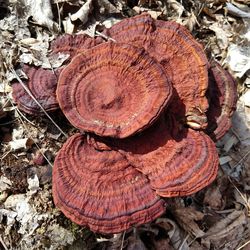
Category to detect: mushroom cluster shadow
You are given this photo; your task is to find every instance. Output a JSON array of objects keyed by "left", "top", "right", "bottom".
[{"left": 11, "top": 13, "right": 238, "bottom": 234}]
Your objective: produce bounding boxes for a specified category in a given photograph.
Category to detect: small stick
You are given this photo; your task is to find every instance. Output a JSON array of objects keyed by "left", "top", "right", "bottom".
[{"left": 0, "top": 236, "right": 8, "bottom": 250}]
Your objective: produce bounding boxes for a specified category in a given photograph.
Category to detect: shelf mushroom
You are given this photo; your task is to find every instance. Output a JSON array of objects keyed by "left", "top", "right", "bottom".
[
  {"left": 53, "top": 115, "right": 219, "bottom": 233},
  {"left": 12, "top": 65, "right": 60, "bottom": 115},
  {"left": 12, "top": 34, "right": 101, "bottom": 115},
  {"left": 50, "top": 33, "right": 103, "bottom": 60},
  {"left": 57, "top": 42, "right": 173, "bottom": 138},
  {"left": 52, "top": 133, "right": 166, "bottom": 234},
  {"left": 107, "top": 116, "right": 219, "bottom": 197},
  {"left": 50, "top": 14, "right": 230, "bottom": 234},
  {"left": 104, "top": 13, "right": 209, "bottom": 129},
  {"left": 206, "top": 61, "right": 238, "bottom": 140}
]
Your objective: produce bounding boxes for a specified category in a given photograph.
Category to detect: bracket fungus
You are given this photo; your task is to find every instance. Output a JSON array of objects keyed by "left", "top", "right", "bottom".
[
  {"left": 206, "top": 61, "right": 238, "bottom": 140},
  {"left": 57, "top": 42, "right": 172, "bottom": 138},
  {"left": 47, "top": 14, "right": 235, "bottom": 234},
  {"left": 50, "top": 33, "right": 103, "bottom": 59},
  {"left": 52, "top": 133, "right": 165, "bottom": 234},
  {"left": 12, "top": 34, "right": 104, "bottom": 115},
  {"left": 104, "top": 13, "right": 209, "bottom": 129},
  {"left": 12, "top": 65, "right": 60, "bottom": 114},
  {"left": 108, "top": 116, "right": 219, "bottom": 197}
]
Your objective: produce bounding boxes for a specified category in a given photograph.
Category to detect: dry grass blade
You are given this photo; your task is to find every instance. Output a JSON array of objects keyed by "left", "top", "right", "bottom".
[{"left": 9, "top": 66, "right": 68, "bottom": 138}]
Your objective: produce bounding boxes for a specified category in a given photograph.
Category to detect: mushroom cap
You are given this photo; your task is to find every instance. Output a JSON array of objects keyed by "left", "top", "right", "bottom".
[
  {"left": 52, "top": 133, "right": 165, "bottom": 234},
  {"left": 50, "top": 34, "right": 104, "bottom": 59},
  {"left": 12, "top": 65, "right": 60, "bottom": 114},
  {"left": 108, "top": 116, "right": 219, "bottom": 197},
  {"left": 105, "top": 14, "right": 209, "bottom": 129},
  {"left": 206, "top": 61, "right": 237, "bottom": 140},
  {"left": 57, "top": 42, "right": 172, "bottom": 138}
]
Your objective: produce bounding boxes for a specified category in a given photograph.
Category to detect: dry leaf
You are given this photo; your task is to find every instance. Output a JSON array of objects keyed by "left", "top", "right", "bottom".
[
  {"left": 24, "top": 0, "right": 59, "bottom": 31},
  {"left": 181, "top": 12, "right": 198, "bottom": 31},
  {"left": 62, "top": 17, "right": 75, "bottom": 34},
  {"left": 9, "top": 138, "right": 34, "bottom": 151},
  {"left": 96, "top": 0, "right": 120, "bottom": 14},
  {"left": 167, "top": 0, "right": 184, "bottom": 18},
  {"left": 70, "top": 0, "right": 92, "bottom": 23},
  {"left": 102, "top": 17, "right": 121, "bottom": 28},
  {"left": 202, "top": 210, "right": 247, "bottom": 249},
  {"left": 172, "top": 207, "right": 205, "bottom": 238},
  {"left": 219, "top": 156, "right": 233, "bottom": 165},
  {"left": 204, "top": 185, "right": 224, "bottom": 210},
  {"left": 226, "top": 44, "right": 250, "bottom": 78},
  {"left": 209, "top": 22, "right": 231, "bottom": 50},
  {"left": 0, "top": 176, "right": 12, "bottom": 192},
  {"left": 232, "top": 90, "right": 250, "bottom": 146},
  {"left": 226, "top": 3, "right": 250, "bottom": 18},
  {"left": 127, "top": 235, "right": 147, "bottom": 250},
  {"left": 27, "top": 174, "right": 40, "bottom": 195},
  {"left": 156, "top": 218, "right": 189, "bottom": 250}
]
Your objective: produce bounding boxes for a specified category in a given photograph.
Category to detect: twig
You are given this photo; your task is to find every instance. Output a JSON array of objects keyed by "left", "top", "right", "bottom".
[
  {"left": 95, "top": 31, "right": 116, "bottom": 42},
  {"left": 16, "top": 112, "right": 54, "bottom": 168},
  {"left": 0, "top": 149, "right": 11, "bottom": 161},
  {"left": 120, "top": 231, "right": 126, "bottom": 250},
  {"left": 232, "top": 150, "right": 250, "bottom": 169},
  {"left": 16, "top": 108, "right": 36, "bottom": 127},
  {"left": 230, "top": 127, "right": 242, "bottom": 142},
  {"left": 0, "top": 119, "right": 18, "bottom": 126},
  {"left": 0, "top": 235, "right": 8, "bottom": 250},
  {"left": 237, "top": 239, "right": 250, "bottom": 250},
  {"left": 3, "top": 91, "right": 54, "bottom": 167},
  {"left": 178, "top": 234, "right": 189, "bottom": 250},
  {"left": 55, "top": 0, "right": 62, "bottom": 33},
  {"left": 9, "top": 66, "right": 67, "bottom": 138},
  {"left": 228, "top": 177, "right": 250, "bottom": 214}
]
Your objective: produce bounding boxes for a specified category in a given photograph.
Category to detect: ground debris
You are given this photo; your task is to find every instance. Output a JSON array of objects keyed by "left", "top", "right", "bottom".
[{"left": 201, "top": 210, "right": 247, "bottom": 249}]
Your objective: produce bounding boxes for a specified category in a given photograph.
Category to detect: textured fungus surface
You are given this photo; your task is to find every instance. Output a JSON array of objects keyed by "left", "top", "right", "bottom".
[
  {"left": 108, "top": 116, "right": 219, "bottom": 197},
  {"left": 206, "top": 61, "right": 237, "bottom": 140},
  {"left": 105, "top": 14, "right": 209, "bottom": 129},
  {"left": 50, "top": 34, "right": 103, "bottom": 59},
  {"left": 52, "top": 133, "right": 165, "bottom": 234},
  {"left": 12, "top": 65, "right": 60, "bottom": 114},
  {"left": 57, "top": 42, "right": 172, "bottom": 138}
]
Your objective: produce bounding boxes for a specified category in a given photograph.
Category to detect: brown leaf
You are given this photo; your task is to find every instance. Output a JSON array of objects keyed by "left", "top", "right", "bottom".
[
  {"left": 127, "top": 235, "right": 147, "bottom": 250},
  {"left": 156, "top": 218, "right": 188, "bottom": 250},
  {"left": 203, "top": 185, "right": 224, "bottom": 210},
  {"left": 202, "top": 210, "right": 247, "bottom": 249},
  {"left": 172, "top": 207, "right": 205, "bottom": 238}
]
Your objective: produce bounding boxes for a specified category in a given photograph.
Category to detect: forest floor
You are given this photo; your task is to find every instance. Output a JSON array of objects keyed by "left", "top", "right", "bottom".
[{"left": 0, "top": 0, "right": 250, "bottom": 249}]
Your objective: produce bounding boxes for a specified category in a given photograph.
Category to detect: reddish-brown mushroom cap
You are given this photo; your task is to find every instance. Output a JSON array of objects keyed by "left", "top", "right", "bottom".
[
  {"left": 105, "top": 14, "right": 209, "bottom": 129},
  {"left": 52, "top": 133, "right": 165, "bottom": 234},
  {"left": 50, "top": 34, "right": 104, "bottom": 59},
  {"left": 12, "top": 65, "right": 60, "bottom": 115},
  {"left": 57, "top": 42, "right": 172, "bottom": 138},
  {"left": 206, "top": 61, "right": 237, "bottom": 140},
  {"left": 108, "top": 116, "right": 219, "bottom": 197}
]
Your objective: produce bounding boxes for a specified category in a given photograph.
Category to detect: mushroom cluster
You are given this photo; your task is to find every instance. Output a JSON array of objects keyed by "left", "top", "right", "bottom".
[{"left": 12, "top": 14, "right": 237, "bottom": 234}]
